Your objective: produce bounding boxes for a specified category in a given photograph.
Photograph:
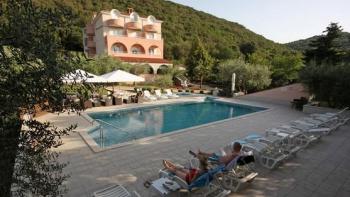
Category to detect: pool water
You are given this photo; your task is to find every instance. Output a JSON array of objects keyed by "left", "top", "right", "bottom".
[{"left": 88, "top": 99, "right": 266, "bottom": 147}]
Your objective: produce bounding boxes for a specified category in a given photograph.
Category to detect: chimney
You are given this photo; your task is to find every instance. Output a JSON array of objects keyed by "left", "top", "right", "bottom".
[{"left": 127, "top": 8, "right": 134, "bottom": 14}]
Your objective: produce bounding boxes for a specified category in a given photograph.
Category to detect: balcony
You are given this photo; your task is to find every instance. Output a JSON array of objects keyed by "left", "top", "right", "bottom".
[
  {"left": 143, "top": 24, "right": 157, "bottom": 33},
  {"left": 86, "top": 25, "right": 95, "bottom": 36},
  {"left": 126, "top": 22, "right": 142, "bottom": 30},
  {"left": 87, "top": 40, "right": 95, "bottom": 48},
  {"left": 105, "top": 19, "right": 124, "bottom": 28}
]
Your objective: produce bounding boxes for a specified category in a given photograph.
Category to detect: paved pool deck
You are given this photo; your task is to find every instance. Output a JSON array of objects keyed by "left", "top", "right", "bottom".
[{"left": 36, "top": 90, "right": 349, "bottom": 197}]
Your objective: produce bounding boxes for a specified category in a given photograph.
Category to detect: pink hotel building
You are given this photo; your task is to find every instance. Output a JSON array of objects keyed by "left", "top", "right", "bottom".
[{"left": 83, "top": 8, "right": 172, "bottom": 74}]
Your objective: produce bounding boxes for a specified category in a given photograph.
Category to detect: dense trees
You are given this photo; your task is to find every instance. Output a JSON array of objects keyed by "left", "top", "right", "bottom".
[
  {"left": 217, "top": 59, "right": 271, "bottom": 94},
  {"left": 186, "top": 38, "right": 213, "bottom": 89},
  {"left": 79, "top": 55, "right": 132, "bottom": 75},
  {"left": 0, "top": 0, "right": 79, "bottom": 196},
  {"left": 304, "top": 23, "right": 345, "bottom": 64},
  {"left": 300, "top": 62, "right": 350, "bottom": 107},
  {"left": 30, "top": 0, "right": 297, "bottom": 66},
  {"left": 270, "top": 52, "right": 304, "bottom": 86},
  {"left": 300, "top": 23, "right": 350, "bottom": 107},
  {"left": 239, "top": 42, "right": 257, "bottom": 61}
]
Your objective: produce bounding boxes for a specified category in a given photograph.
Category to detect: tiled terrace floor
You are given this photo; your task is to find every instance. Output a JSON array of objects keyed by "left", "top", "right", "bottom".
[{"left": 37, "top": 93, "right": 349, "bottom": 197}]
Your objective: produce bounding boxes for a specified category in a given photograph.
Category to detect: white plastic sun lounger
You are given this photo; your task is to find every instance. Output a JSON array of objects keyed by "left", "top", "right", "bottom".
[
  {"left": 291, "top": 119, "right": 339, "bottom": 134},
  {"left": 165, "top": 89, "right": 180, "bottom": 98},
  {"left": 218, "top": 153, "right": 258, "bottom": 192},
  {"left": 310, "top": 107, "right": 348, "bottom": 118},
  {"left": 299, "top": 116, "right": 342, "bottom": 130},
  {"left": 93, "top": 184, "right": 140, "bottom": 197},
  {"left": 143, "top": 90, "right": 157, "bottom": 101},
  {"left": 238, "top": 140, "right": 288, "bottom": 169},
  {"left": 159, "top": 161, "right": 231, "bottom": 197},
  {"left": 266, "top": 127, "right": 320, "bottom": 148},
  {"left": 244, "top": 134, "right": 302, "bottom": 157},
  {"left": 282, "top": 123, "right": 331, "bottom": 136},
  {"left": 155, "top": 89, "right": 168, "bottom": 99}
]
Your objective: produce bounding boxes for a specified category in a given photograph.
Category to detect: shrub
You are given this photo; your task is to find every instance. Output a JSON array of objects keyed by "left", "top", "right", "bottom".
[
  {"left": 154, "top": 75, "right": 173, "bottom": 88},
  {"left": 300, "top": 62, "right": 350, "bottom": 107},
  {"left": 217, "top": 59, "right": 271, "bottom": 94},
  {"left": 129, "top": 64, "right": 153, "bottom": 75}
]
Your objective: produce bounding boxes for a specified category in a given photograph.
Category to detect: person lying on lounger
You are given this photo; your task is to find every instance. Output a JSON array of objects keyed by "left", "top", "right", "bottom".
[
  {"left": 190, "top": 142, "right": 242, "bottom": 166},
  {"left": 162, "top": 155, "right": 209, "bottom": 184}
]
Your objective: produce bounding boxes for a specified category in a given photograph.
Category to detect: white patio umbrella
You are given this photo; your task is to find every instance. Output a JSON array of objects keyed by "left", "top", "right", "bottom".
[
  {"left": 232, "top": 72, "right": 236, "bottom": 97},
  {"left": 101, "top": 70, "right": 145, "bottom": 83},
  {"left": 62, "top": 69, "right": 107, "bottom": 84}
]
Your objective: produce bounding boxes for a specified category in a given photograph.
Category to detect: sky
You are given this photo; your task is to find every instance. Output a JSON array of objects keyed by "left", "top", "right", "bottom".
[{"left": 168, "top": 0, "right": 350, "bottom": 43}]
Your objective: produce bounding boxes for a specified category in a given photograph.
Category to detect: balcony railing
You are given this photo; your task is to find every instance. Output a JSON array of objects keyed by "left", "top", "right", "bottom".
[
  {"left": 143, "top": 24, "right": 157, "bottom": 33},
  {"left": 105, "top": 19, "right": 124, "bottom": 28},
  {"left": 126, "top": 22, "right": 142, "bottom": 30}
]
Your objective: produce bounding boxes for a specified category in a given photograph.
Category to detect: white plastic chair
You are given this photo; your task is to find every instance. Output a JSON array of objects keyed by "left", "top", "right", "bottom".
[
  {"left": 143, "top": 90, "right": 157, "bottom": 101},
  {"left": 154, "top": 89, "right": 168, "bottom": 99},
  {"left": 93, "top": 184, "right": 139, "bottom": 197},
  {"left": 165, "top": 89, "right": 180, "bottom": 98}
]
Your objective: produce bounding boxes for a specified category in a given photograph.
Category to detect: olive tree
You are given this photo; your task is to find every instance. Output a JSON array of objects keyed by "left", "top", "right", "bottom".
[
  {"left": 0, "top": 0, "right": 81, "bottom": 196},
  {"left": 217, "top": 59, "right": 271, "bottom": 94}
]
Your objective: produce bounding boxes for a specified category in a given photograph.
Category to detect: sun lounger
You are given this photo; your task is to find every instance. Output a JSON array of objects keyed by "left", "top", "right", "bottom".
[
  {"left": 291, "top": 119, "right": 335, "bottom": 135},
  {"left": 310, "top": 107, "right": 349, "bottom": 122},
  {"left": 299, "top": 117, "right": 342, "bottom": 131},
  {"left": 154, "top": 89, "right": 168, "bottom": 99},
  {"left": 190, "top": 146, "right": 258, "bottom": 193},
  {"left": 159, "top": 164, "right": 231, "bottom": 197},
  {"left": 244, "top": 134, "right": 302, "bottom": 157},
  {"left": 93, "top": 184, "right": 140, "bottom": 197},
  {"left": 165, "top": 89, "right": 180, "bottom": 98},
  {"left": 143, "top": 90, "right": 157, "bottom": 101},
  {"left": 217, "top": 154, "right": 258, "bottom": 192},
  {"left": 234, "top": 140, "right": 288, "bottom": 169},
  {"left": 266, "top": 127, "right": 320, "bottom": 148}
]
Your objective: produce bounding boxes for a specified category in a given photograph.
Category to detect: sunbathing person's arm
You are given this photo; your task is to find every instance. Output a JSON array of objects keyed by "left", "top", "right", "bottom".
[{"left": 219, "top": 153, "right": 239, "bottom": 165}]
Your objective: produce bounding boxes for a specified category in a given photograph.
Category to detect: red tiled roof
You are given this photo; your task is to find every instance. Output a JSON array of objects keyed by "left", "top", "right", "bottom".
[{"left": 115, "top": 56, "right": 172, "bottom": 64}]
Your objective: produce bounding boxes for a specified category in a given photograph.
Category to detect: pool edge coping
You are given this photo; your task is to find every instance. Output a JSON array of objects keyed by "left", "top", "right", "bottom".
[{"left": 76, "top": 97, "right": 273, "bottom": 153}]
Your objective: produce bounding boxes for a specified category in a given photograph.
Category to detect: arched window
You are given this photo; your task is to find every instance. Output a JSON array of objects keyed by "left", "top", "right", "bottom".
[
  {"left": 131, "top": 44, "right": 145, "bottom": 54},
  {"left": 148, "top": 46, "right": 159, "bottom": 55},
  {"left": 157, "top": 65, "right": 169, "bottom": 75},
  {"left": 110, "top": 9, "right": 120, "bottom": 19},
  {"left": 130, "top": 12, "right": 139, "bottom": 22},
  {"left": 111, "top": 43, "right": 127, "bottom": 53}
]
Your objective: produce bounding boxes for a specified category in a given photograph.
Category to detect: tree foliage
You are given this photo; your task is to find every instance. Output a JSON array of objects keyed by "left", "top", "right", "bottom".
[
  {"left": 30, "top": 0, "right": 298, "bottom": 68},
  {"left": 300, "top": 62, "right": 350, "bottom": 107},
  {"left": 300, "top": 23, "right": 350, "bottom": 107},
  {"left": 217, "top": 59, "right": 271, "bottom": 94},
  {"left": 239, "top": 42, "right": 256, "bottom": 61},
  {"left": 186, "top": 38, "right": 213, "bottom": 89},
  {"left": 79, "top": 54, "right": 132, "bottom": 75},
  {"left": 0, "top": 0, "right": 80, "bottom": 196},
  {"left": 270, "top": 52, "right": 304, "bottom": 86},
  {"left": 304, "top": 23, "right": 345, "bottom": 64},
  {"left": 12, "top": 121, "right": 75, "bottom": 197}
]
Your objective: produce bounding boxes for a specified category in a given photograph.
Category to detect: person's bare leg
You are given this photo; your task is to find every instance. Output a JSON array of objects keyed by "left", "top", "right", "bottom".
[
  {"left": 197, "top": 149, "right": 213, "bottom": 157},
  {"left": 163, "top": 160, "right": 188, "bottom": 173},
  {"left": 163, "top": 160, "right": 188, "bottom": 181}
]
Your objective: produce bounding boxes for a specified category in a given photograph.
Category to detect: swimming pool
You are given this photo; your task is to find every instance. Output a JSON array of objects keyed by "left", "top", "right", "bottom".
[{"left": 87, "top": 99, "right": 266, "bottom": 147}]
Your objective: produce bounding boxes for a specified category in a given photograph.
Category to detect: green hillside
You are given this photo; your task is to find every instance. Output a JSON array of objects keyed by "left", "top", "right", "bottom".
[
  {"left": 286, "top": 32, "right": 350, "bottom": 52},
  {"left": 33, "top": 0, "right": 295, "bottom": 64}
]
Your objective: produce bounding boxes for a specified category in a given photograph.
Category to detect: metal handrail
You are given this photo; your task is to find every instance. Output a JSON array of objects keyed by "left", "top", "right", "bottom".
[{"left": 95, "top": 119, "right": 133, "bottom": 137}]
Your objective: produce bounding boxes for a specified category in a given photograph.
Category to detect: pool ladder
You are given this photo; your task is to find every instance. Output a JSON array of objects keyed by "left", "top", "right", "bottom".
[{"left": 95, "top": 119, "right": 136, "bottom": 148}]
